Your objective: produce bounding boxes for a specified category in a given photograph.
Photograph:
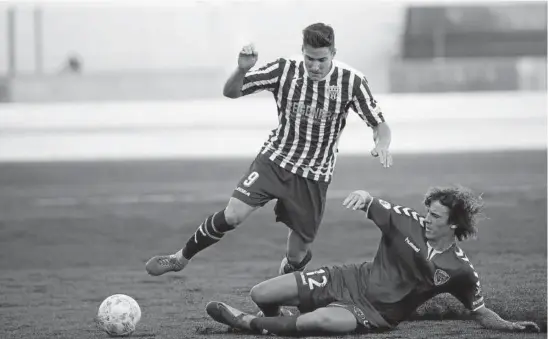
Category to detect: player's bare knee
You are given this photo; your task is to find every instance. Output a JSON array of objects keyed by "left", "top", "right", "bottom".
[
  {"left": 250, "top": 281, "right": 272, "bottom": 305},
  {"left": 224, "top": 198, "right": 255, "bottom": 226},
  {"left": 249, "top": 283, "right": 263, "bottom": 304},
  {"left": 223, "top": 207, "right": 243, "bottom": 226}
]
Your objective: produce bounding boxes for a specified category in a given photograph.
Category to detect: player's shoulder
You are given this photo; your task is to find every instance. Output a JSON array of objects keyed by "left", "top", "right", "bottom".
[
  {"left": 266, "top": 55, "right": 301, "bottom": 70},
  {"left": 333, "top": 60, "right": 367, "bottom": 79},
  {"left": 376, "top": 198, "right": 424, "bottom": 219},
  {"left": 282, "top": 55, "right": 303, "bottom": 64},
  {"left": 451, "top": 246, "right": 479, "bottom": 278}
]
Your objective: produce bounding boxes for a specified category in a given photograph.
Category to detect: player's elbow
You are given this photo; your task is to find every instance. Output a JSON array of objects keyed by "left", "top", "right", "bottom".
[
  {"left": 223, "top": 88, "right": 242, "bottom": 99},
  {"left": 372, "top": 121, "right": 390, "bottom": 132}
]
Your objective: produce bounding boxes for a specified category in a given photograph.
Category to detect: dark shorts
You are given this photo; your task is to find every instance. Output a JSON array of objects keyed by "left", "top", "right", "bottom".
[
  {"left": 231, "top": 153, "right": 329, "bottom": 243},
  {"left": 294, "top": 263, "right": 392, "bottom": 332}
]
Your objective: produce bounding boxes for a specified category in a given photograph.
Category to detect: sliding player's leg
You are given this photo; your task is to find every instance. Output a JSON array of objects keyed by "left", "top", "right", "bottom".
[
  {"left": 207, "top": 264, "right": 381, "bottom": 336},
  {"left": 251, "top": 264, "right": 384, "bottom": 335},
  {"left": 250, "top": 273, "right": 301, "bottom": 317},
  {"left": 250, "top": 264, "right": 337, "bottom": 320},
  {"left": 207, "top": 301, "right": 359, "bottom": 336},
  {"left": 145, "top": 155, "right": 276, "bottom": 276}
]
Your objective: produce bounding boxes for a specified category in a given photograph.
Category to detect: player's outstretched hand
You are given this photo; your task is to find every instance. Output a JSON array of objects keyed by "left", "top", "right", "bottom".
[
  {"left": 509, "top": 321, "right": 540, "bottom": 332},
  {"left": 370, "top": 146, "right": 393, "bottom": 168},
  {"left": 238, "top": 43, "right": 258, "bottom": 72},
  {"left": 343, "top": 190, "right": 371, "bottom": 210}
]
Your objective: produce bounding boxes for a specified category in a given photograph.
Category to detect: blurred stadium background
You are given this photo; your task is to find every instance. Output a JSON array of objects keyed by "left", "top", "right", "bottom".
[
  {"left": 0, "top": 1, "right": 546, "bottom": 338},
  {"left": 0, "top": 0, "right": 546, "bottom": 97},
  {"left": 0, "top": 0, "right": 546, "bottom": 160}
]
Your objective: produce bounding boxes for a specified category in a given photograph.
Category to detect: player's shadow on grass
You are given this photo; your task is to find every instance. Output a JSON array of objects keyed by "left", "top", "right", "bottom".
[
  {"left": 194, "top": 325, "right": 233, "bottom": 336},
  {"left": 126, "top": 334, "right": 157, "bottom": 338},
  {"left": 195, "top": 325, "right": 392, "bottom": 337}
]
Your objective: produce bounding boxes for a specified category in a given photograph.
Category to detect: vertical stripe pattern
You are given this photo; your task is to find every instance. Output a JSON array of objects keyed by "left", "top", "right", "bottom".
[{"left": 243, "top": 58, "right": 385, "bottom": 182}]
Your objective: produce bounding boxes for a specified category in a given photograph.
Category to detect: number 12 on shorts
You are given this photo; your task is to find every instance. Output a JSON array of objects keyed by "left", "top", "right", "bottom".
[{"left": 304, "top": 269, "right": 328, "bottom": 290}]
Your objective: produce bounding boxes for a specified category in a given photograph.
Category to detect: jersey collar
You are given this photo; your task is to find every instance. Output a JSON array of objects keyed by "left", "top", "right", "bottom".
[{"left": 426, "top": 241, "right": 456, "bottom": 261}]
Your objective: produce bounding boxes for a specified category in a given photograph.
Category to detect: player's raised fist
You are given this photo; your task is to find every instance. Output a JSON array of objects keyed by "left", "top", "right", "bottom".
[{"left": 238, "top": 43, "right": 258, "bottom": 72}]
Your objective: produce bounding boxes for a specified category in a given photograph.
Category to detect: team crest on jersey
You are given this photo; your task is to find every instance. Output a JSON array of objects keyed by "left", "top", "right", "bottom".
[
  {"left": 328, "top": 85, "right": 341, "bottom": 100},
  {"left": 378, "top": 199, "right": 391, "bottom": 210},
  {"left": 434, "top": 269, "right": 450, "bottom": 286}
]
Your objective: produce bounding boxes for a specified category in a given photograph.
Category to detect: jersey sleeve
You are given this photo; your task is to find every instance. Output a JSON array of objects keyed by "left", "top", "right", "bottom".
[
  {"left": 363, "top": 197, "right": 426, "bottom": 237},
  {"left": 450, "top": 264, "right": 485, "bottom": 312},
  {"left": 349, "top": 75, "right": 385, "bottom": 127},
  {"left": 241, "top": 59, "right": 283, "bottom": 96},
  {"left": 362, "top": 197, "right": 397, "bottom": 235}
]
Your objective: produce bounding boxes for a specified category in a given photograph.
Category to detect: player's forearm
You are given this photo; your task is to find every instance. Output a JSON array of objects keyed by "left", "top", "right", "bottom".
[
  {"left": 223, "top": 67, "right": 247, "bottom": 98},
  {"left": 473, "top": 307, "right": 515, "bottom": 331},
  {"left": 372, "top": 122, "right": 391, "bottom": 149}
]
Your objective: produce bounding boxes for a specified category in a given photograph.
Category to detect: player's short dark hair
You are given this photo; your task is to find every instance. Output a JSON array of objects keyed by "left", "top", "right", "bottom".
[
  {"left": 302, "top": 23, "right": 335, "bottom": 49},
  {"left": 424, "top": 185, "right": 485, "bottom": 241}
]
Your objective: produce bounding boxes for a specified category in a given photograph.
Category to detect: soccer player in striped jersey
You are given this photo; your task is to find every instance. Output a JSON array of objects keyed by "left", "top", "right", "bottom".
[
  {"left": 205, "top": 186, "right": 540, "bottom": 336},
  {"left": 145, "top": 23, "right": 393, "bottom": 284}
]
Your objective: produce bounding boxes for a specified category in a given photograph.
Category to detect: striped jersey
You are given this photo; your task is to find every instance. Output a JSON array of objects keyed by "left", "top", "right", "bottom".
[
  {"left": 361, "top": 197, "right": 485, "bottom": 326},
  {"left": 241, "top": 57, "right": 385, "bottom": 182}
]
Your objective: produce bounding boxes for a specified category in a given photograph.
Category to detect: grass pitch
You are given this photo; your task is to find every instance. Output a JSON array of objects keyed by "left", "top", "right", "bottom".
[{"left": 0, "top": 150, "right": 546, "bottom": 338}]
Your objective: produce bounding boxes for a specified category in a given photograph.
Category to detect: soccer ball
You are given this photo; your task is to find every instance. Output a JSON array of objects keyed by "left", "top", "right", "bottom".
[{"left": 96, "top": 294, "right": 141, "bottom": 337}]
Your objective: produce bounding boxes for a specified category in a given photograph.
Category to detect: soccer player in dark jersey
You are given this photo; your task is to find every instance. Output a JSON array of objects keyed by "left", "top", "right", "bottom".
[
  {"left": 205, "top": 186, "right": 540, "bottom": 335},
  {"left": 145, "top": 22, "right": 392, "bottom": 279}
]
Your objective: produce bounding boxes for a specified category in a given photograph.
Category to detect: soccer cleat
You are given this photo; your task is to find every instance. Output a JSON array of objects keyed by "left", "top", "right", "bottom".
[
  {"left": 278, "top": 257, "right": 292, "bottom": 275},
  {"left": 206, "top": 301, "right": 253, "bottom": 332},
  {"left": 145, "top": 254, "right": 187, "bottom": 276}
]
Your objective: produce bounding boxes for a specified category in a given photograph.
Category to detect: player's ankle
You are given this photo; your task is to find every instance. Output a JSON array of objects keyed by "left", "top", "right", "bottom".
[
  {"left": 284, "top": 250, "right": 312, "bottom": 273},
  {"left": 241, "top": 314, "right": 256, "bottom": 330},
  {"left": 258, "top": 305, "right": 281, "bottom": 317},
  {"left": 174, "top": 249, "right": 189, "bottom": 264}
]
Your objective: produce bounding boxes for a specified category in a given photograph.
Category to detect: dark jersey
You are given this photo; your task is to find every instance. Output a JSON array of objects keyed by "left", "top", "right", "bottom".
[
  {"left": 362, "top": 197, "right": 485, "bottom": 325},
  {"left": 241, "top": 57, "right": 385, "bottom": 183}
]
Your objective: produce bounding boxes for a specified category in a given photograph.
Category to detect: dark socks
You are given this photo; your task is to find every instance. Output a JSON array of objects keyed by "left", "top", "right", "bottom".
[
  {"left": 258, "top": 304, "right": 281, "bottom": 317},
  {"left": 182, "top": 210, "right": 234, "bottom": 260},
  {"left": 250, "top": 315, "right": 299, "bottom": 336},
  {"left": 282, "top": 250, "right": 313, "bottom": 274}
]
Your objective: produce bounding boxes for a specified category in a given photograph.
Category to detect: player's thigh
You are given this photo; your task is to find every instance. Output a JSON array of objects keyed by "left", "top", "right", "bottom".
[
  {"left": 296, "top": 306, "right": 358, "bottom": 334},
  {"left": 326, "top": 302, "right": 378, "bottom": 333},
  {"left": 250, "top": 274, "right": 299, "bottom": 306},
  {"left": 250, "top": 273, "right": 300, "bottom": 306},
  {"left": 275, "top": 177, "right": 329, "bottom": 243},
  {"left": 295, "top": 267, "right": 339, "bottom": 314},
  {"left": 227, "top": 155, "right": 280, "bottom": 224}
]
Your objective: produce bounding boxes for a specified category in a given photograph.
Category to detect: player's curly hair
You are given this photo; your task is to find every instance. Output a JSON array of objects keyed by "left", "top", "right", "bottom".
[
  {"left": 423, "top": 185, "right": 485, "bottom": 241},
  {"left": 302, "top": 23, "right": 335, "bottom": 49}
]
